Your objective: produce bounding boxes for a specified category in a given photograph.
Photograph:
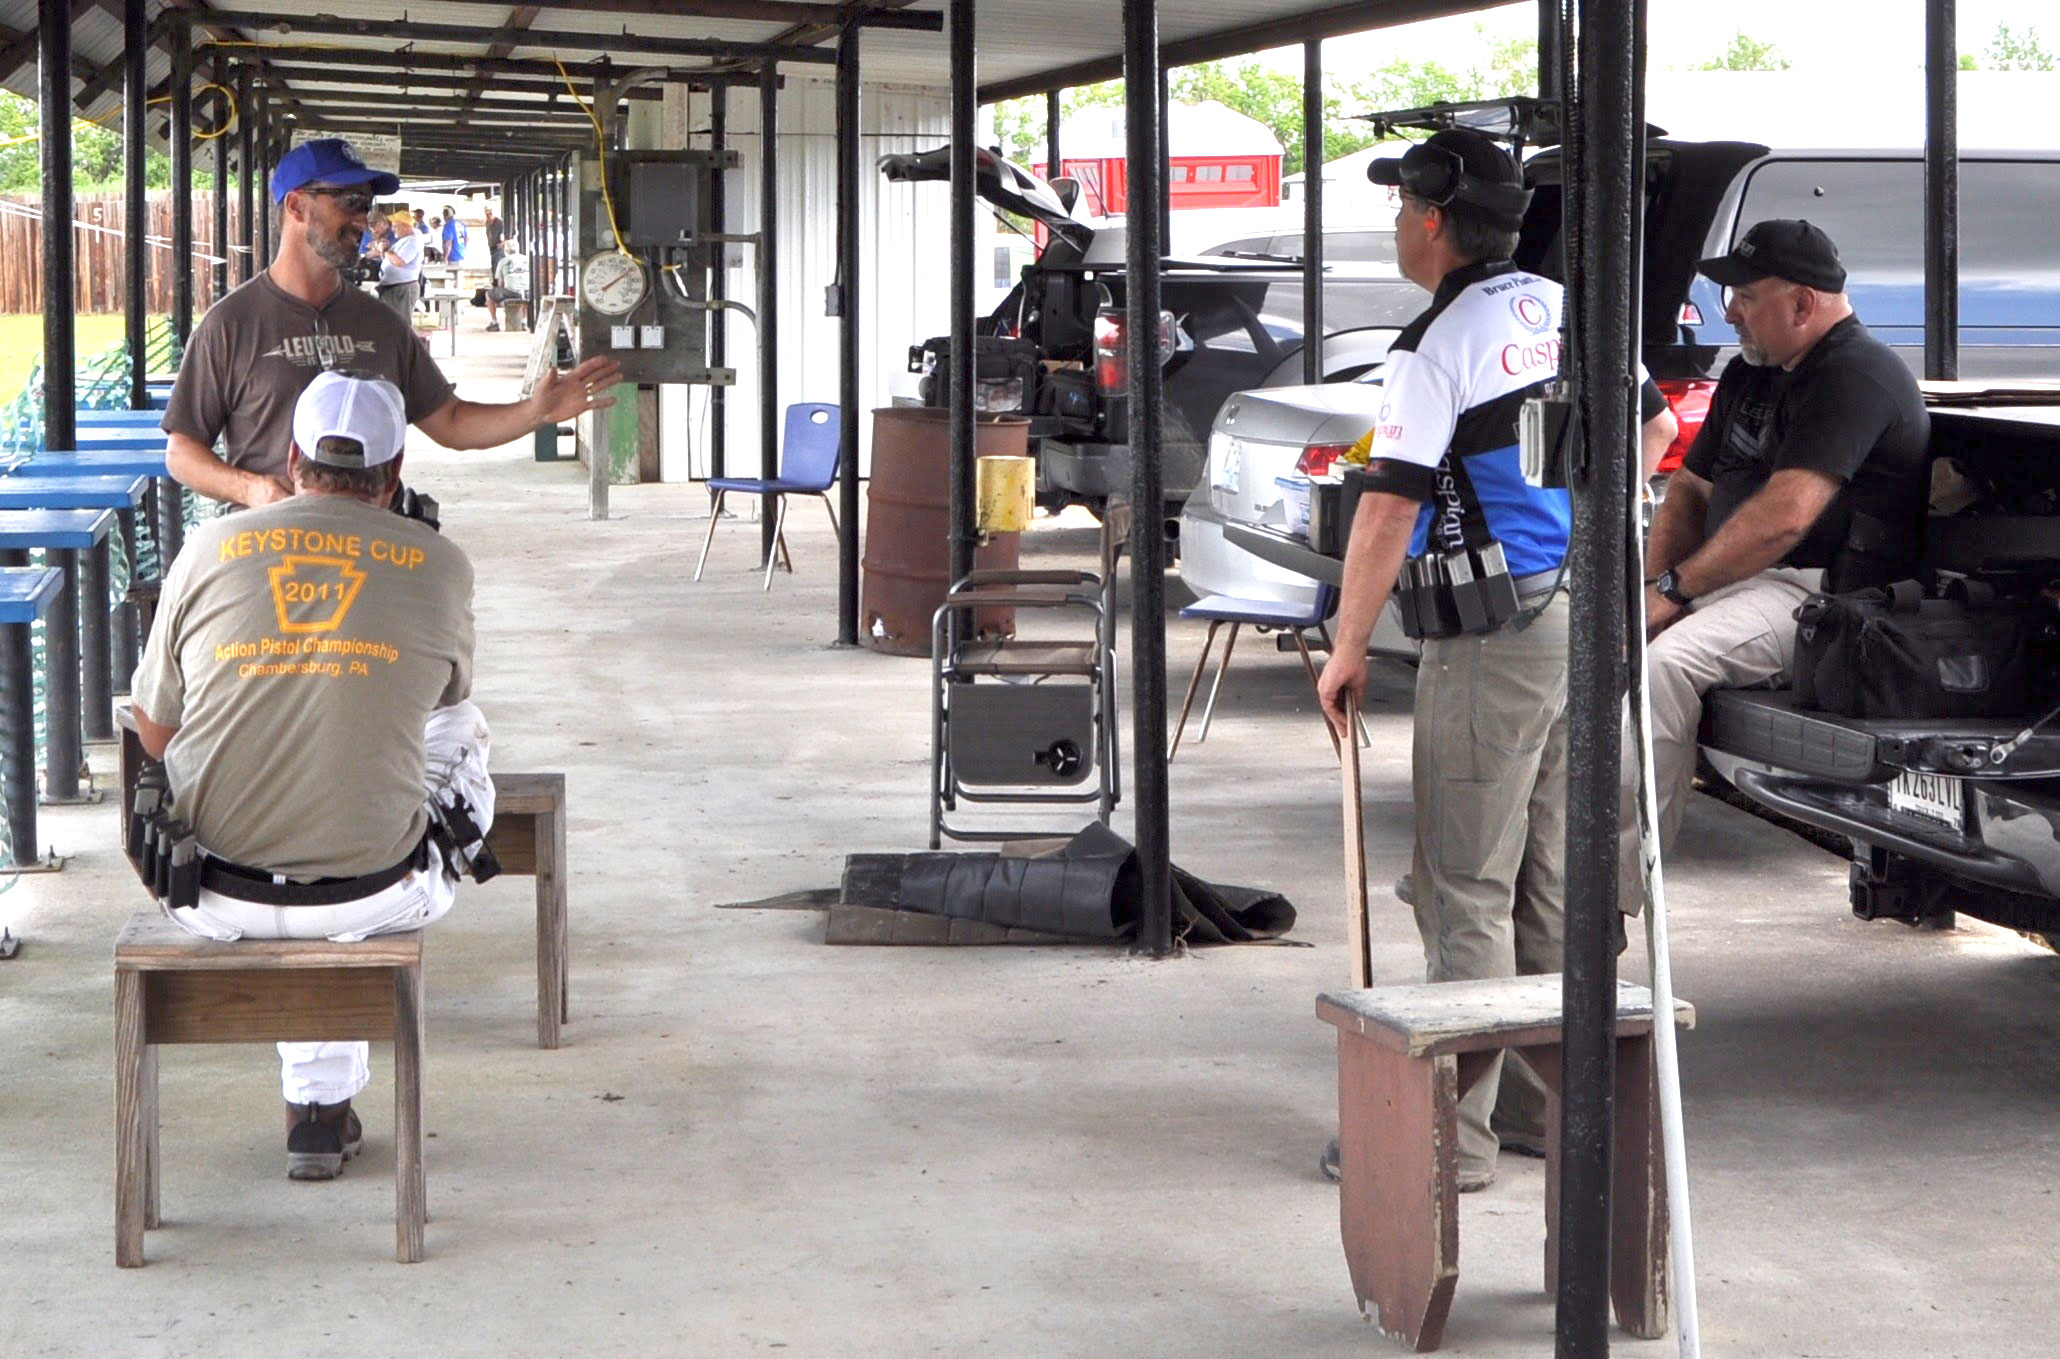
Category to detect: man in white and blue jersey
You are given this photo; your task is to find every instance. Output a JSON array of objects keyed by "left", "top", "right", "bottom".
[{"left": 1318, "top": 129, "right": 1677, "bottom": 1190}]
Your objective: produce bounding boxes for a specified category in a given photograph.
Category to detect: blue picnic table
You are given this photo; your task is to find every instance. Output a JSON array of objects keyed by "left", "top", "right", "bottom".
[
  {"left": 0, "top": 483, "right": 145, "bottom": 749},
  {"left": 0, "top": 508, "right": 115, "bottom": 807},
  {"left": 0, "top": 474, "right": 149, "bottom": 511},
  {"left": 10, "top": 449, "right": 171, "bottom": 479},
  {"left": 0, "top": 565, "right": 65, "bottom": 900},
  {"left": 13, "top": 452, "right": 184, "bottom": 623},
  {"left": 70, "top": 428, "right": 170, "bottom": 452},
  {"left": 73, "top": 408, "right": 166, "bottom": 428}
]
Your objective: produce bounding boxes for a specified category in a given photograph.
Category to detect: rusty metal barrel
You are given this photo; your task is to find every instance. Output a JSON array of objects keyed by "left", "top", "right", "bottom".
[{"left": 862, "top": 408, "right": 1029, "bottom": 656}]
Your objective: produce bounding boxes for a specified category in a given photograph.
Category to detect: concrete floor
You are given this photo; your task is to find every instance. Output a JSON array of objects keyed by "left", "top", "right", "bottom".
[{"left": 4, "top": 324, "right": 2057, "bottom": 1358}]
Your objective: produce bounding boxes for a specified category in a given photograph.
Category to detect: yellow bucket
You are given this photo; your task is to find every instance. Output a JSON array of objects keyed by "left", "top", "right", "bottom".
[{"left": 976, "top": 454, "right": 1036, "bottom": 534}]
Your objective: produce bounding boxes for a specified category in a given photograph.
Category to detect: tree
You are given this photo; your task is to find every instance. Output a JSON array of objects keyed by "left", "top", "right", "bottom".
[
  {"left": 1693, "top": 30, "right": 1791, "bottom": 72},
  {"left": 0, "top": 91, "right": 214, "bottom": 195},
  {"left": 991, "top": 29, "right": 1539, "bottom": 179},
  {"left": 1984, "top": 22, "right": 2055, "bottom": 71}
]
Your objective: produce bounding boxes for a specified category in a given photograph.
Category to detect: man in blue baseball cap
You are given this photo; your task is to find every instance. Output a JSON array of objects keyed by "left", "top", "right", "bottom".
[{"left": 164, "top": 137, "right": 620, "bottom": 509}]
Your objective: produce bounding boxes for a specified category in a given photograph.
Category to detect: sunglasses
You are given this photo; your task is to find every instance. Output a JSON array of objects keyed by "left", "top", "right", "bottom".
[{"left": 302, "top": 185, "right": 378, "bottom": 215}]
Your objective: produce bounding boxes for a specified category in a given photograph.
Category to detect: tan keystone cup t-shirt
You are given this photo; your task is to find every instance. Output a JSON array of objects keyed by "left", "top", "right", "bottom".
[{"left": 132, "top": 494, "right": 475, "bottom": 879}]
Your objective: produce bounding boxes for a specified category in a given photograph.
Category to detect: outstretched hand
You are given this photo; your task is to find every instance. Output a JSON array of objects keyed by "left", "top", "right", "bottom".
[{"left": 532, "top": 356, "right": 625, "bottom": 427}]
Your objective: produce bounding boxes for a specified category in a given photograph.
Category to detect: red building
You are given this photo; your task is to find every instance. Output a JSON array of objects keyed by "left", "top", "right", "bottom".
[{"left": 1033, "top": 100, "right": 1284, "bottom": 216}]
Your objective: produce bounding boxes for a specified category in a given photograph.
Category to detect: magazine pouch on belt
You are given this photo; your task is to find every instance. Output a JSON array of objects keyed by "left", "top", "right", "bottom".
[{"left": 1792, "top": 578, "right": 2045, "bottom": 719}]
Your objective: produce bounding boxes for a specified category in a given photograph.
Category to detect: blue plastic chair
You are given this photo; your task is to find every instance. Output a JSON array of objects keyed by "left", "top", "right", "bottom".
[
  {"left": 1170, "top": 583, "right": 1368, "bottom": 759},
  {"left": 694, "top": 402, "right": 842, "bottom": 591}
]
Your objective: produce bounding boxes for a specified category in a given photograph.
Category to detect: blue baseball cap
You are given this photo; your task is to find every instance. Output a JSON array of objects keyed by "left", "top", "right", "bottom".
[{"left": 270, "top": 138, "right": 400, "bottom": 203}]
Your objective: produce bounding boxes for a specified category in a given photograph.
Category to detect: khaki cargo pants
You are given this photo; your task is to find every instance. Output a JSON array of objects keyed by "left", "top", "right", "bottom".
[{"left": 1411, "top": 594, "right": 1568, "bottom": 1175}]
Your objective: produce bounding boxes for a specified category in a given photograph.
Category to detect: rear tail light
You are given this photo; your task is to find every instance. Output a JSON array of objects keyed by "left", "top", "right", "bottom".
[
  {"left": 1295, "top": 443, "right": 1351, "bottom": 477},
  {"left": 1093, "top": 306, "right": 1176, "bottom": 395},
  {"left": 1094, "top": 311, "right": 1126, "bottom": 392},
  {"left": 1678, "top": 302, "right": 1704, "bottom": 326},
  {"left": 1653, "top": 377, "right": 1717, "bottom": 474}
]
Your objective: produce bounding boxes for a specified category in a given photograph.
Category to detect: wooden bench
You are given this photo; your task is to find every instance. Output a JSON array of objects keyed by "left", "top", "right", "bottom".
[
  {"left": 1316, "top": 975, "right": 1695, "bottom": 1352},
  {"left": 486, "top": 772, "right": 569, "bottom": 1049},
  {"left": 114, "top": 911, "right": 426, "bottom": 1265},
  {"left": 114, "top": 707, "right": 570, "bottom": 1048}
]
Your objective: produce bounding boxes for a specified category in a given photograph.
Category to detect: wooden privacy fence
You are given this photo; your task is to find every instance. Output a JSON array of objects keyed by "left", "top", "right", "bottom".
[{"left": 0, "top": 192, "right": 249, "bottom": 315}]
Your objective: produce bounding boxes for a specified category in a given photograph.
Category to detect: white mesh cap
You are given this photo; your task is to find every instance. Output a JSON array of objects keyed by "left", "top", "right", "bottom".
[{"left": 291, "top": 370, "right": 407, "bottom": 469}]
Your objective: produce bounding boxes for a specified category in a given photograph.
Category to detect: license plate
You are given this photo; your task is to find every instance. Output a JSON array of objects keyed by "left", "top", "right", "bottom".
[
  {"left": 1887, "top": 771, "right": 1965, "bottom": 829},
  {"left": 1215, "top": 438, "right": 1242, "bottom": 494}
]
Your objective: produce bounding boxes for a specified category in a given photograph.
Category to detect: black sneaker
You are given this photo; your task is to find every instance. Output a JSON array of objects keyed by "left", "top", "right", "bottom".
[
  {"left": 286, "top": 1101, "right": 364, "bottom": 1181},
  {"left": 1319, "top": 1137, "right": 1341, "bottom": 1183}
]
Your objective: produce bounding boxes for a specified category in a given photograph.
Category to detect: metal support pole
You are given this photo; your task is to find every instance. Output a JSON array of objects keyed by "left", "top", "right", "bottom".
[
  {"left": 1538, "top": 0, "right": 1564, "bottom": 101},
  {"left": 81, "top": 542, "right": 111, "bottom": 742},
  {"left": 40, "top": 0, "right": 76, "bottom": 459},
  {"left": 255, "top": 92, "right": 272, "bottom": 267},
  {"left": 212, "top": 66, "right": 230, "bottom": 302},
  {"left": 1124, "top": 0, "right": 1173, "bottom": 959},
  {"left": 1301, "top": 39, "right": 1324, "bottom": 386},
  {"left": 946, "top": 0, "right": 976, "bottom": 592},
  {"left": 1045, "top": 88, "right": 1061, "bottom": 182},
  {"left": 1924, "top": 0, "right": 1959, "bottom": 381},
  {"left": 1556, "top": 0, "right": 1635, "bottom": 1351},
  {"left": 0, "top": 549, "right": 36, "bottom": 865},
  {"left": 237, "top": 68, "right": 256, "bottom": 283},
  {"left": 835, "top": 25, "right": 862, "bottom": 646},
  {"left": 113, "top": 509, "right": 138, "bottom": 691},
  {"left": 169, "top": 23, "right": 194, "bottom": 354},
  {"left": 709, "top": 91, "right": 728, "bottom": 481},
  {"left": 1156, "top": 63, "right": 1172, "bottom": 253},
  {"left": 123, "top": 0, "right": 150, "bottom": 411},
  {"left": 758, "top": 65, "right": 782, "bottom": 569},
  {"left": 44, "top": 550, "right": 83, "bottom": 802},
  {"left": 589, "top": 79, "right": 617, "bottom": 523}
]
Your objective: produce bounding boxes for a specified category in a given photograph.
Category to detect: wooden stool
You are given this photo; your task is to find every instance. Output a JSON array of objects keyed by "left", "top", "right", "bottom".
[
  {"left": 481, "top": 772, "right": 569, "bottom": 1049},
  {"left": 114, "top": 708, "right": 571, "bottom": 1050},
  {"left": 113, "top": 911, "right": 427, "bottom": 1266},
  {"left": 1315, "top": 975, "right": 1695, "bottom": 1352}
]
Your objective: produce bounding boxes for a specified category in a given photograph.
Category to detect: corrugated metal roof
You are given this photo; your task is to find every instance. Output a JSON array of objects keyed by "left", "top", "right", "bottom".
[{"left": 10, "top": 1, "right": 1493, "bottom": 173}]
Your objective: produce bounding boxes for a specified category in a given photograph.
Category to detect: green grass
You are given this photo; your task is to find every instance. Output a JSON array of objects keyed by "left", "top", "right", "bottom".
[{"left": 0, "top": 313, "right": 147, "bottom": 407}]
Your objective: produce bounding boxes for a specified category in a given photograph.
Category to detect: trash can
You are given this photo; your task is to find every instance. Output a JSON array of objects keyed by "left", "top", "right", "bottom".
[{"left": 861, "top": 408, "right": 1028, "bottom": 656}]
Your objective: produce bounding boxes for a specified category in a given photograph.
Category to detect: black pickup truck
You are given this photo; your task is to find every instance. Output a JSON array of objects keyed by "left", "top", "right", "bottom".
[
  {"left": 879, "top": 146, "right": 1419, "bottom": 518},
  {"left": 1700, "top": 397, "right": 2060, "bottom": 938}
]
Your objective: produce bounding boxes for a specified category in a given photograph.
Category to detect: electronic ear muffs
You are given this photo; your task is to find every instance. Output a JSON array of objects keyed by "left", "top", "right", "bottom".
[{"left": 1399, "top": 144, "right": 1533, "bottom": 231}]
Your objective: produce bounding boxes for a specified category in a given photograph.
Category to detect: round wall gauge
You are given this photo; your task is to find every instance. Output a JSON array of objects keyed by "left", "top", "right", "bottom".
[{"left": 580, "top": 252, "right": 648, "bottom": 316}]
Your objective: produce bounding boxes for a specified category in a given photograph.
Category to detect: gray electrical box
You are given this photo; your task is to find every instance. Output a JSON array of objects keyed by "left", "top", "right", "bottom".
[
  {"left": 575, "top": 149, "right": 737, "bottom": 387},
  {"left": 626, "top": 159, "right": 701, "bottom": 247}
]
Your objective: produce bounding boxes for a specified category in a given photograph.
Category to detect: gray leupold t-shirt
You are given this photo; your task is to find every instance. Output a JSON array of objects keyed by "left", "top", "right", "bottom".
[
  {"left": 131, "top": 494, "right": 475, "bottom": 879},
  {"left": 162, "top": 273, "right": 454, "bottom": 485}
]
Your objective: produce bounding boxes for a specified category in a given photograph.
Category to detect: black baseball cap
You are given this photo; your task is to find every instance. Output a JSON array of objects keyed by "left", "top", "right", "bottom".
[
  {"left": 1367, "top": 129, "right": 1531, "bottom": 230},
  {"left": 1697, "top": 219, "right": 1847, "bottom": 292}
]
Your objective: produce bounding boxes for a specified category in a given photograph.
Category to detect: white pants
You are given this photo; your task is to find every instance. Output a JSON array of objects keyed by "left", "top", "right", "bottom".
[
  {"left": 165, "top": 702, "right": 494, "bottom": 1105},
  {"left": 1617, "top": 568, "right": 1820, "bottom": 912}
]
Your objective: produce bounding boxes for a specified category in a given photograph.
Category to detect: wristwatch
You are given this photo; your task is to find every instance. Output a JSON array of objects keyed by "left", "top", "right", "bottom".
[{"left": 1652, "top": 569, "right": 1693, "bottom": 608}]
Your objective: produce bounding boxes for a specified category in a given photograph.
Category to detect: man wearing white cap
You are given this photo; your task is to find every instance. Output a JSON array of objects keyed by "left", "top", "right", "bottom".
[{"left": 131, "top": 372, "right": 494, "bottom": 1181}]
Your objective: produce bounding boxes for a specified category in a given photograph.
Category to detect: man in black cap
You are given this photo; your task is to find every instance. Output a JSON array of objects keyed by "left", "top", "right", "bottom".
[
  {"left": 1623, "top": 218, "right": 1930, "bottom": 908},
  {"left": 1318, "top": 129, "right": 1677, "bottom": 1191},
  {"left": 164, "top": 137, "right": 620, "bottom": 509}
]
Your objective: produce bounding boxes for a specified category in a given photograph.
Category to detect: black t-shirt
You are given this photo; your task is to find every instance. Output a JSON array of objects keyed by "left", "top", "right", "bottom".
[{"left": 1684, "top": 315, "right": 1930, "bottom": 589}]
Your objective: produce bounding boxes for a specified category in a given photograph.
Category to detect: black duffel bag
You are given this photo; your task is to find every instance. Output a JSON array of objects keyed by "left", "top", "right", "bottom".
[{"left": 1792, "top": 578, "right": 2048, "bottom": 719}]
